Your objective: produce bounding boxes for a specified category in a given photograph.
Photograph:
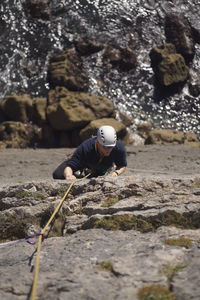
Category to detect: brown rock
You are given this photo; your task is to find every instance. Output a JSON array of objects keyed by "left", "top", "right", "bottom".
[
  {"left": 1, "top": 94, "right": 33, "bottom": 123},
  {"left": 149, "top": 44, "right": 189, "bottom": 86},
  {"left": 165, "top": 14, "right": 196, "bottom": 63},
  {"left": 48, "top": 48, "right": 89, "bottom": 91},
  {"left": 145, "top": 129, "right": 200, "bottom": 146},
  {"left": 47, "top": 87, "right": 114, "bottom": 131},
  {"left": 0, "top": 121, "right": 41, "bottom": 148}
]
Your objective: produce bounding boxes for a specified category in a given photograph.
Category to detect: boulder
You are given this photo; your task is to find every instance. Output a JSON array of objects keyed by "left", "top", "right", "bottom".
[
  {"left": 0, "top": 121, "right": 41, "bottom": 148},
  {"left": 149, "top": 44, "right": 189, "bottom": 86},
  {"left": 164, "top": 14, "right": 196, "bottom": 63},
  {"left": 145, "top": 129, "right": 200, "bottom": 146},
  {"left": 1, "top": 94, "right": 33, "bottom": 123},
  {"left": 48, "top": 48, "right": 89, "bottom": 91},
  {"left": 47, "top": 87, "right": 115, "bottom": 131},
  {"left": 79, "top": 118, "right": 127, "bottom": 141}
]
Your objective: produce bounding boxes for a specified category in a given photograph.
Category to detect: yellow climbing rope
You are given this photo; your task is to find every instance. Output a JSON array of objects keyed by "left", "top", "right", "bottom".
[{"left": 31, "top": 174, "right": 91, "bottom": 300}]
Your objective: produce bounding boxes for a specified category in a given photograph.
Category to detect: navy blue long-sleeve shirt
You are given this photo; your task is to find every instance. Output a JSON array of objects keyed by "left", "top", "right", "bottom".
[{"left": 66, "top": 137, "right": 127, "bottom": 175}]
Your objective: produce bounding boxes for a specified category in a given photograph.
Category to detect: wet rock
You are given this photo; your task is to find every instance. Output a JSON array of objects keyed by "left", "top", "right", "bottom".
[
  {"left": 164, "top": 14, "right": 196, "bottom": 63},
  {"left": 149, "top": 43, "right": 189, "bottom": 86},
  {"left": 48, "top": 48, "right": 89, "bottom": 92}
]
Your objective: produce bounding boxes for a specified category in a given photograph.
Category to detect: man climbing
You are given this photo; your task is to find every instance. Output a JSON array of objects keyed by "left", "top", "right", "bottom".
[{"left": 52, "top": 125, "right": 127, "bottom": 180}]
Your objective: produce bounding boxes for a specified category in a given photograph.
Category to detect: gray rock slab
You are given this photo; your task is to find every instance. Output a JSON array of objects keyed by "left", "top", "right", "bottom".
[{"left": 0, "top": 228, "right": 200, "bottom": 299}]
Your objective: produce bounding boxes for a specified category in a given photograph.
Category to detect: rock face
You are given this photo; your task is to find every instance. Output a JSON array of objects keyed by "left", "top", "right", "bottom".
[{"left": 0, "top": 174, "right": 200, "bottom": 299}]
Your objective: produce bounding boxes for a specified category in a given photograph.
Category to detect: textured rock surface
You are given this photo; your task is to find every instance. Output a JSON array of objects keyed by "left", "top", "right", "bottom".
[
  {"left": 48, "top": 48, "right": 89, "bottom": 92},
  {"left": 0, "top": 145, "right": 200, "bottom": 299},
  {"left": 0, "top": 172, "right": 200, "bottom": 299},
  {"left": 0, "top": 121, "right": 41, "bottom": 148},
  {"left": 164, "top": 13, "right": 196, "bottom": 63},
  {"left": 47, "top": 87, "right": 115, "bottom": 131},
  {"left": 149, "top": 43, "right": 189, "bottom": 86},
  {"left": 145, "top": 129, "right": 200, "bottom": 146}
]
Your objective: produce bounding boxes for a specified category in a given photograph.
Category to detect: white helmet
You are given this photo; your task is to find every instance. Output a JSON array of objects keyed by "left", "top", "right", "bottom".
[{"left": 97, "top": 125, "right": 117, "bottom": 147}]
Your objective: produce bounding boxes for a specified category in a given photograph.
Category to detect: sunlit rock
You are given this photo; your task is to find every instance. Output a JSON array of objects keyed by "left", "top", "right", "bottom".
[
  {"left": 48, "top": 48, "right": 89, "bottom": 91},
  {"left": 149, "top": 43, "right": 189, "bottom": 86},
  {"left": 47, "top": 87, "right": 114, "bottom": 130},
  {"left": 145, "top": 129, "right": 200, "bottom": 146}
]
